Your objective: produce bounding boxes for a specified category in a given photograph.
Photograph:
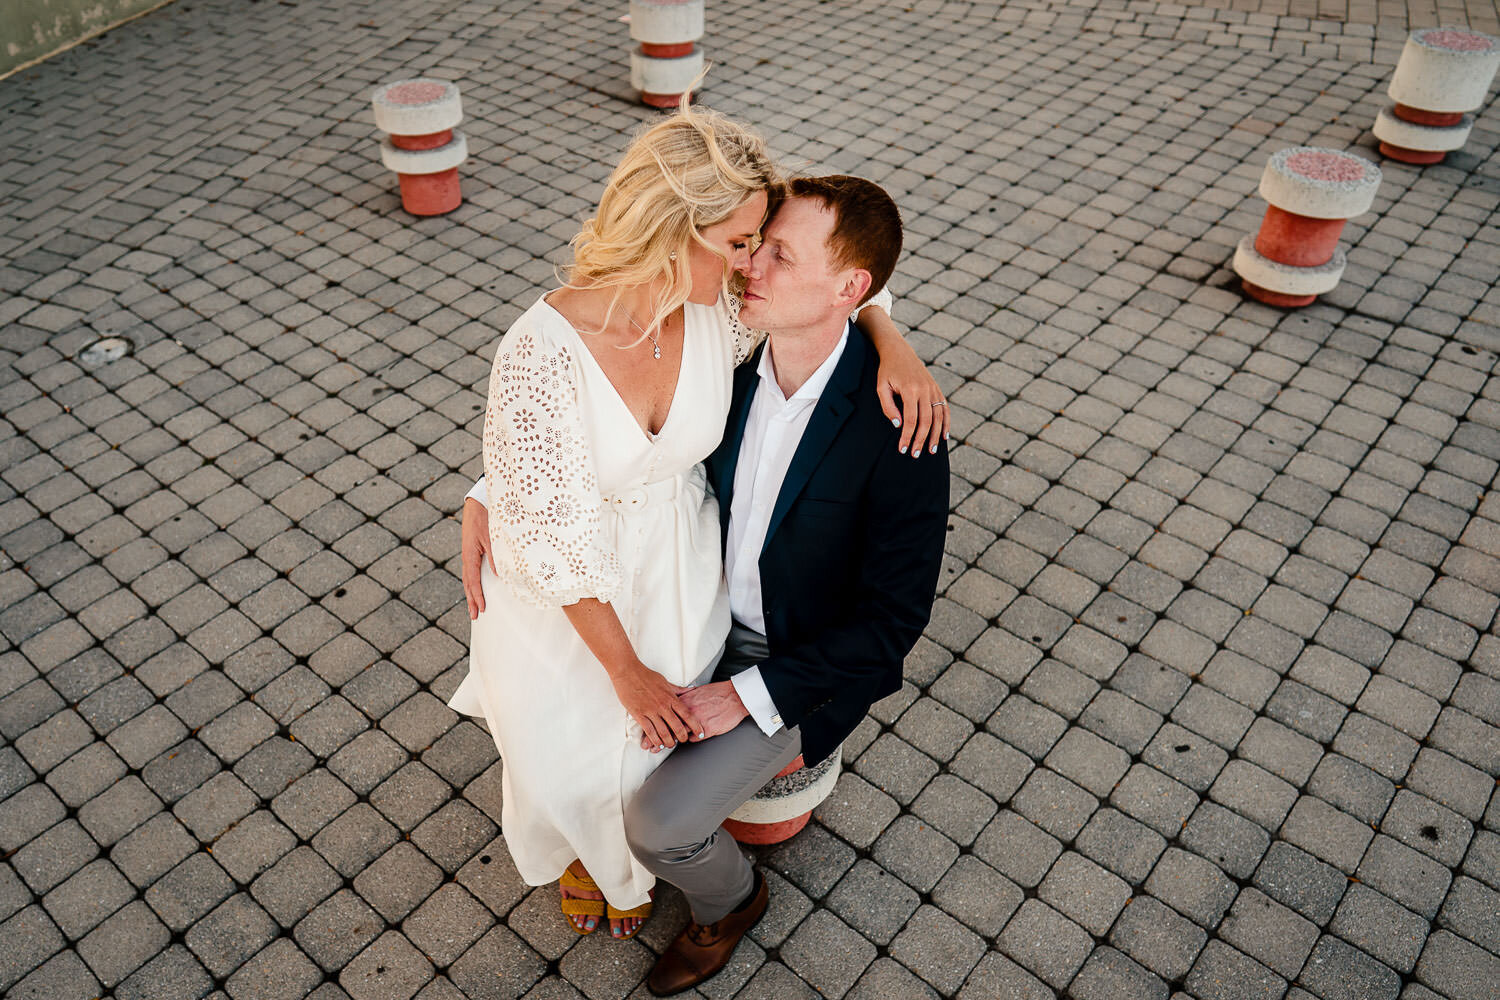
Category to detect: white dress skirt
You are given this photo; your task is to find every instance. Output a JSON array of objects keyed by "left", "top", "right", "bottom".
[{"left": 448, "top": 293, "right": 752, "bottom": 909}]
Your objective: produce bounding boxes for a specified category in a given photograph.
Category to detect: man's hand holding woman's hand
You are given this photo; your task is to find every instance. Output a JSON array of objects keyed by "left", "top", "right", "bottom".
[
  {"left": 462, "top": 497, "right": 496, "bottom": 620},
  {"left": 637, "top": 680, "right": 748, "bottom": 750}
]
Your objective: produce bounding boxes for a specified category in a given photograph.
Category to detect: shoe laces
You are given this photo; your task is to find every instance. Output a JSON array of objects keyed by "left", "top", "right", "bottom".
[{"left": 687, "top": 920, "right": 720, "bottom": 946}]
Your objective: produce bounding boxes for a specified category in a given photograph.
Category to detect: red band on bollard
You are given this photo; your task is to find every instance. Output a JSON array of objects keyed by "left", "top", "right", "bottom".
[
  {"left": 721, "top": 756, "right": 808, "bottom": 845},
  {"left": 1253, "top": 206, "right": 1346, "bottom": 268},
  {"left": 641, "top": 91, "right": 688, "bottom": 108},
  {"left": 640, "top": 41, "right": 695, "bottom": 58},
  {"left": 722, "top": 814, "right": 812, "bottom": 844},
  {"left": 1242, "top": 281, "right": 1317, "bottom": 309},
  {"left": 1392, "top": 104, "right": 1465, "bottom": 127},
  {"left": 390, "top": 129, "right": 455, "bottom": 151},
  {"left": 397, "top": 168, "right": 462, "bottom": 216},
  {"left": 1377, "top": 141, "right": 1447, "bottom": 165}
]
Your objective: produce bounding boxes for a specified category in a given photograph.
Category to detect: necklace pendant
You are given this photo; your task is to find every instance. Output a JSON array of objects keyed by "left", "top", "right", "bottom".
[{"left": 652, "top": 343, "right": 661, "bottom": 360}]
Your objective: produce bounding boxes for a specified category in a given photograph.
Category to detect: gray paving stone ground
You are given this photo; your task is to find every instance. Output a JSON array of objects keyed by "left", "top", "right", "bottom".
[{"left": 2, "top": 0, "right": 1500, "bottom": 997}]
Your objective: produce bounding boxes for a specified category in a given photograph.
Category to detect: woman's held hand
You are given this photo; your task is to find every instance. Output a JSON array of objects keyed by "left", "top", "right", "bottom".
[
  {"left": 461, "top": 497, "right": 497, "bottom": 620},
  {"left": 609, "top": 662, "right": 703, "bottom": 751}
]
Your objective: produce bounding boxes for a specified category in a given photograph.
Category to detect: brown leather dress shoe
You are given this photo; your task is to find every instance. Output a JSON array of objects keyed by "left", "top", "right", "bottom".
[{"left": 647, "top": 870, "right": 768, "bottom": 997}]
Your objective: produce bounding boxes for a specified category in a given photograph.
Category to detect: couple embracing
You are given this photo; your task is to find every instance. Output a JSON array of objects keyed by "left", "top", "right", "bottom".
[{"left": 450, "top": 102, "right": 949, "bottom": 996}]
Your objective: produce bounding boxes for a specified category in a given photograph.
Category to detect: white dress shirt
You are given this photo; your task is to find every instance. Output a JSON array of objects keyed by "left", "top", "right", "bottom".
[{"left": 726, "top": 326, "right": 851, "bottom": 736}]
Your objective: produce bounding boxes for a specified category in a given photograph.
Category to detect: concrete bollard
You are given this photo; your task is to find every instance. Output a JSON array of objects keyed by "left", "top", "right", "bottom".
[
  {"left": 1373, "top": 28, "right": 1500, "bottom": 165},
  {"left": 628, "top": 0, "right": 704, "bottom": 108},
  {"left": 722, "top": 751, "right": 840, "bottom": 845},
  {"left": 372, "top": 79, "right": 468, "bottom": 216},
  {"left": 1232, "top": 147, "right": 1381, "bottom": 309}
]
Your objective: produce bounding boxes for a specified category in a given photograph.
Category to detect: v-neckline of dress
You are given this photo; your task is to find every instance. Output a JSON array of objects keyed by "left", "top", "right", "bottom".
[{"left": 541, "top": 296, "right": 692, "bottom": 444}]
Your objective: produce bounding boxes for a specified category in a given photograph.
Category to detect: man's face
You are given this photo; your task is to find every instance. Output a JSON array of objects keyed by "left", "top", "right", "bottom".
[{"left": 737, "top": 196, "right": 857, "bottom": 332}]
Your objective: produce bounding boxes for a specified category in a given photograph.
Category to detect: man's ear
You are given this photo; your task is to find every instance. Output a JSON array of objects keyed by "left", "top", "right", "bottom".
[{"left": 836, "top": 268, "right": 872, "bottom": 309}]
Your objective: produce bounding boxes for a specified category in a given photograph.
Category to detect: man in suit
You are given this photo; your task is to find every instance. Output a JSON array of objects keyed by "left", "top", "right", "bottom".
[{"left": 625, "top": 175, "right": 950, "bottom": 997}]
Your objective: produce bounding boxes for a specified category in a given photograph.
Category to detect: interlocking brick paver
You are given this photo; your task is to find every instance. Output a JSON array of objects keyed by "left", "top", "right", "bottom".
[
  {"left": 340, "top": 931, "right": 434, "bottom": 1000},
  {"left": 144, "top": 852, "right": 234, "bottom": 932},
  {"left": 1300, "top": 934, "right": 1401, "bottom": 1000},
  {"left": 296, "top": 889, "right": 384, "bottom": 975},
  {"left": 1358, "top": 835, "right": 1453, "bottom": 920},
  {"left": 1110, "top": 894, "right": 1206, "bottom": 982},
  {"left": 847, "top": 958, "right": 939, "bottom": 1000},
  {"left": 782, "top": 909, "right": 876, "bottom": 997},
  {"left": 1219, "top": 887, "right": 1320, "bottom": 980},
  {"left": 999, "top": 898, "right": 1094, "bottom": 991},
  {"left": 1415, "top": 930, "right": 1500, "bottom": 1000},
  {"left": 4, "top": 948, "right": 98, "bottom": 1000},
  {"left": 251, "top": 846, "right": 343, "bottom": 930},
  {"left": 1330, "top": 883, "right": 1428, "bottom": 974},
  {"left": 76, "top": 900, "right": 170, "bottom": 988},
  {"left": 826, "top": 859, "right": 920, "bottom": 946}
]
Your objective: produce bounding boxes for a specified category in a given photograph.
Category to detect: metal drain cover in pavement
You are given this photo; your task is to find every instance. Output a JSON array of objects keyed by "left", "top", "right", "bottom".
[{"left": 79, "top": 337, "right": 130, "bottom": 368}]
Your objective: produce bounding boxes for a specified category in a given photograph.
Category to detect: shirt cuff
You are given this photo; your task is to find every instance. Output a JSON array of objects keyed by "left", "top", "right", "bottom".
[
  {"left": 465, "top": 476, "right": 487, "bottom": 505},
  {"left": 730, "top": 667, "right": 784, "bottom": 737}
]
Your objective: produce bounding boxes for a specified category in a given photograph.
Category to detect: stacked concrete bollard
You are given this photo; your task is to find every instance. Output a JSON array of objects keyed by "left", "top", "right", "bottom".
[
  {"left": 1373, "top": 28, "right": 1500, "bottom": 165},
  {"left": 1232, "top": 147, "right": 1381, "bottom": 309},
  {"left": 372, "top": 79, "right": 468, "bottom": 216},
  {"left": 628, "top": 0, "right": 704, "bottom": 108},
  {"left": 722, "top": 752, "right": 840, "bottom": 845}
]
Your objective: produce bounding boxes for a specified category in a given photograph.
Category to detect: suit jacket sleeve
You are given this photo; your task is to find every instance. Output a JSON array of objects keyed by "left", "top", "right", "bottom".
[{"left": 755, "top": 440, "right": 949, "bottom": 728}]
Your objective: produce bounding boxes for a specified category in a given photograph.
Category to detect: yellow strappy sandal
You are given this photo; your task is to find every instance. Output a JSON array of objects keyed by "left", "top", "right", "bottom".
[
  {"left": 559, "top": 867, "right": 606, "bottom": 935},
  {"left": 606, "top": 893, "right": 653, "bottom": 940}
]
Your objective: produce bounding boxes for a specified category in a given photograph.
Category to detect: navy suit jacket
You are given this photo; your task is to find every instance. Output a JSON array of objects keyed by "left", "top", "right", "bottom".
[{"left": 706, "top": 325, "right": 949, "bottom": 766}]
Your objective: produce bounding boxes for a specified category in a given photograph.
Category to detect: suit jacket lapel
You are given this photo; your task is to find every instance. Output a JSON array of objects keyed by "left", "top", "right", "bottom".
[
  {"left": 716, "top": 344, "right": 762, "bottom": 533},
  {"left": 762, "top": 324, "right": 865, "bottom": 553}
]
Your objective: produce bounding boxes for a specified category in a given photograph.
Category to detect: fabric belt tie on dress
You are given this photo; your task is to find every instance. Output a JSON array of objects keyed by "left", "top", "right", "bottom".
[{"left": 602, "top": 472, "right": 689, "bottom": 513}]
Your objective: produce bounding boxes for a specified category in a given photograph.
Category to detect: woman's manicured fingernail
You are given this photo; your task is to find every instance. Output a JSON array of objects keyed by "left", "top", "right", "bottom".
[
  {"left": 930, "top": 444, "right": 938, "bottom": 453},
  {"left": 892, "top": 418, "right": 901, "bottom": 428},
  {"left": 899, "top": 445, "right": 907, "bottom": 454}
]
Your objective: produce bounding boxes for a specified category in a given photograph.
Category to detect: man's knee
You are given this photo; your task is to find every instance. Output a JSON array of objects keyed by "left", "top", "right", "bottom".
[
  {"left": 624, "top": 782, "right": 682, "bottom": 861},
  {"left": 625, "top": 778, "right": 711, "bottom": 865}
]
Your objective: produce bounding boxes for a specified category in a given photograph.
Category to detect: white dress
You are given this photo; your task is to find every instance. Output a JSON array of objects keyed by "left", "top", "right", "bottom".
[{"left": 448, "top": 292, "right": 758, "bottom": 909}]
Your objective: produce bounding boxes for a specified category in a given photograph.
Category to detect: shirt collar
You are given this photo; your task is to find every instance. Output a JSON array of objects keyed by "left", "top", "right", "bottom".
[{"left": 756, "top": 323, "right": 852, "bottom": 405}]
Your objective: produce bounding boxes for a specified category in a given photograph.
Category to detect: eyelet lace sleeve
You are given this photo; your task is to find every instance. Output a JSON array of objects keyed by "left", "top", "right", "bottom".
[
  {"left": 482, "top": 326, "right": 622, "bottom": 608},
  {"left": 721, "top": 293, "right": 766, "bottom": 368},
  {"left": 721, "top": 285, "right": 894, "bottom": 367}
]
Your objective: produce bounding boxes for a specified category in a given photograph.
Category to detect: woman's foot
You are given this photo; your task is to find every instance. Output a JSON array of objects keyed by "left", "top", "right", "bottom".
[
  {"left": 608, "top": 890, "right": 654, "bottom": 939},
  {"left": 560, "top": 861, "right": 605, "bottom": 934}
]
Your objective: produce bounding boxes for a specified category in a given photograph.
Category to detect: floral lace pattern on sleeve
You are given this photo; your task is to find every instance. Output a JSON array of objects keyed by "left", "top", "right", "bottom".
[
  {"left": 482, "top": 327, "right": 622, "bottom": 608},
  {"left": 722, "top": 294, "right": 768, "bottom": 367}
]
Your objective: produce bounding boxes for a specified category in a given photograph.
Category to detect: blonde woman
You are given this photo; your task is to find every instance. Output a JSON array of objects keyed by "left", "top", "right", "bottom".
[{"left": 449, "top": 105, "right": 947, "bottom": 940}]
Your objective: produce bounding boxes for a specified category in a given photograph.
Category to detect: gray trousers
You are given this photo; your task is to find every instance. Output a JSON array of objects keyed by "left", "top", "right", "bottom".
[{"left": 624, "top": 624, "right": 802, "bottom": 925}]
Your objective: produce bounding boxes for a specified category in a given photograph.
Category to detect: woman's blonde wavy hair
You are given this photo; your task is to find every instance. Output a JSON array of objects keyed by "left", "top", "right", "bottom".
[{"left": 564, "top": 96, "right": 782, "bottom": 344}]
